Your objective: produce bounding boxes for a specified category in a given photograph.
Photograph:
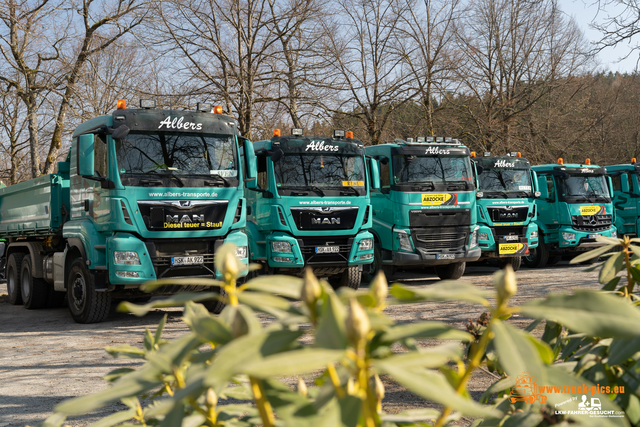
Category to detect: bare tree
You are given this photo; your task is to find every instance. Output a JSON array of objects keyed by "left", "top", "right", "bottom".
[
  {"left": 593, "top": 0, "right": 640, "bottom": 67},
  {"left": 0, "top": 82, "right": 29, "bottom": 183}
]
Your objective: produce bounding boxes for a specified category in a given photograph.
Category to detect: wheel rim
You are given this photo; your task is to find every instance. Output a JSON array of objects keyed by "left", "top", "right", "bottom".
[
  {"left": 7, "top": 267, "right": 15, "bottom": 295},
  {"left": 71, "top": 273, "right": 87, "bottom": 312},
  {"left": 524, "top": 247, "right": 537, "bottom": 263},
  {"left": 21, "top": 270, "right": 30, "bottom": 299}
]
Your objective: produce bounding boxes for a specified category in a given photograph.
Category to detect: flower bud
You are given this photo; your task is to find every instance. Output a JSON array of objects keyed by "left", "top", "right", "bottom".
[
  {"left": 300, "top": 268, "right": 321, "bottom": 307},
  {"left": 346, "top": 299, "right": 370, "bottom": 346},
  {"left": 370, "top": 271, "right": 388, "bottom": 309},
  {"left": 374, "top": 373, "right": 385, "bottom": 412},
  {"left": 495, "top": 264, "right": 517, "bottom": 305},
  {"left": 206, "top": 388, "right": 218, "bottom": 408},
  {"left": 222, "top": 250, "right": 241, "bottom": 279},
  {"left": 297, "top": 376, "right": 308, "bottom": 397}
]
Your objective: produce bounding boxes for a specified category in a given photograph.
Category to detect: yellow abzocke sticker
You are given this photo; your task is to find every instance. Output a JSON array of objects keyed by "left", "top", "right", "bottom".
[
  {"left": 421, "top": 193, "right": 457, "bottom": 206},
  {"left": 499, "top": 243, "right": 527, "bottom": 255},
  {"left": 580, "top": 205, "right": 603, "bottom": 216}
]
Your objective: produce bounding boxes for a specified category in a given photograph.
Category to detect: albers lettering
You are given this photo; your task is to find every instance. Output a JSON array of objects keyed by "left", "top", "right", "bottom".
[
  {"left": 424, "top": 146, "right": 451, "bottom": 155},
  {"left": 305, "top": 140, "right": 339, "bottom": 152},
  {"left": 158, "top": 116, "right": 203, "bottom": 131},
  {"left": 494, "top": 159, "right": 515, "bottom": 168},
  {"left": 312, "top": 217, "right": 340, "bottom": 225}
]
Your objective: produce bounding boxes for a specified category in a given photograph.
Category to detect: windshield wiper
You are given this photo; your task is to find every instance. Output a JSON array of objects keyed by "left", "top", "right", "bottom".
[
  {"left": 485, "top": 191, "right": 509, "bottom": 198},
  {"left": 204, "top": 175, "right": 231, "bottom": 187},
  {"left": 280, "top": 185, "right": 325, "bottom": 196},
  {"left": 139, "top": 178, "right": 163, "bottom": 187},
  {"left": 409, "top": 182, "right": 435, "bottom": 191},
  {"left": 509, "top": 190, "right": 531, "bottom": 198},
  {"left": 340, "top": 186, "right": 360, "bottom": 196},
  {"left": 446, "top": 181, "right": 469, "bottom": 190}
]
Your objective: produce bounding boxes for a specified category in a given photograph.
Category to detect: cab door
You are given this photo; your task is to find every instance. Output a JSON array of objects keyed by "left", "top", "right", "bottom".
[{"left": 611, "top": 173, "right": 637, "bottom": 236}]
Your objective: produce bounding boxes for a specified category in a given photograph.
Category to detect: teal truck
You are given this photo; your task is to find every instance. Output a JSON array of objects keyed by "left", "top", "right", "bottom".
[
  {"left": 365, "top": 137, "right": 481, "bottom": 280},
  {"left": 524, "top": 159, "right": 617, "bottom": 267},
  {"left": 472, "top": 153, "right": 540, "bottom": 271},
  {"left": 606, "top": 158, "right": 640, "bottom": 237},
  {"left": 241, "top": 129, "right": 375, "bottom": 289},
  {"left": 2, "top": 100, "right": 253, "bottom": 323}
]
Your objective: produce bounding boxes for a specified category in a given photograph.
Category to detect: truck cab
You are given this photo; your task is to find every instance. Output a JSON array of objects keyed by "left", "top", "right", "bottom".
[
  {"left": 473, "top": 152, "right": 539, "bottom": 271},
  {"left": 525, "top": 159, "right": 617, "bottom": 268},
  {"left": 366, "top": 137, "right": 481, "bottom": 280},
  {"left": 241, "top": 129, "right": 375, "bottom": 289},
  {"left": 606, "top": 159, "right": 640, "bottom": 238},
  {"left": 2, "top": 100, "right": 253, "bottom": 322}
]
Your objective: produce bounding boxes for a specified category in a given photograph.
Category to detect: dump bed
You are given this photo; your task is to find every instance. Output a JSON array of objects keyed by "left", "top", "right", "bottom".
[{"left": 0, "top": 162, "right": 69, "bottom": 237}]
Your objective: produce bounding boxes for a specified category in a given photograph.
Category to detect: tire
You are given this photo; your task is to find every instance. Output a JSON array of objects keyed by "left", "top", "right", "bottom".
[
  {"left": 21, "top": 256, "right": 49, "bottom": 309},
  {"left": 434, "top": 262, "right": 466, "bottom": 280},
  {"left": 67, "top": 258, "right": 111, "bottom": 323},
  {"left": 7, "top": 252, "right": 24, "bottom": 305},
  {"left": 203, "top": 286, "right": 227, "bottom": 314},
  {"left": 499, "top": 256, "right": 521, "bottom": 272},
  {"left": 546, "top": 255, "right": 562, "bottom": 266},
  {"left": 329, "top": 266, "right": 362, "bottom": 290},
  {"left": 523, "top": 235, "right": 549, "bottom": 268}
]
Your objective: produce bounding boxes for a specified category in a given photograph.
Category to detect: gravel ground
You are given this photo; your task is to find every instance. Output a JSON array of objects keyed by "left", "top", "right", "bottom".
[{"left": 0, "top": 262, "right": 602, "bottom": 427}]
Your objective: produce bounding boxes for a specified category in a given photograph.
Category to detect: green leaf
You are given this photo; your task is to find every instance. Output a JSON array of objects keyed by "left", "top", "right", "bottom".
[
  {"left": 376, "top": 342, "right": 463, "bottom": 369},
  {"left": 140, "top": 277, "right": 222, "bottom": 292},
  {"left": 221, "top": 384, "right": 253, "bottom": 401},
  {"left": 629, "top": 266, "right": 640, "bottom": 284},
  {"left": 237, "top": 291, "right": 292, "bottom": 311},
  {"left": 630, "top": 245, "right": 640, "bottom": 260},
  {"left": 596, "top": 235, "right": 622, "bottom": 245},
  {"left": 525, "top": 334, "right": 554, "bottom": 365},
  {"left": 382, "top": 409, "right": 440, "bottom": 423},
  {"left": 315, "top": 291, "right": 347, "bottom": 350},
  {"left": 599, "top": 251, "right": 624, "bottom": 283},
  {"left": 480, "top": 376, "right": 515, "bottom": 404},
  {"left": 143, "top": 328, "right": 154, "bottom": 351},
  {"left": 570, "top": 244, "right": 617, "bottom": 264},
  {"left": 522, "top": 290, "right": 640, "bottom": 338},
  {"left": 242, "top": 275, "right": 303, "bottom": 299},
  {"left": 379, "top": 322, "right": 473, "bottom": 343},
  {"left": 607, "top": 337, "right": 640, "bottom": 366},
  {"left": 501, "top": 412, "right": 544, "bottom": 427},
  {"left": 117, "top": 292, "right": 219, "bottom": 316},
  {"left": 491, "top": 320, "right": 548, "bottom": 382},
  {"left": 602, "top": 276, "right": 622, "bottom": 291},
  {"left": 242, "top": 349, "right": 344, "bottom": 378},
  {"left": 154, "top": 314, "right": 167, "bottom": 345},
  {"left": 103, "top": 368, "right": 135, "bottom": 382},
  {"left": 185, "top": 314, "right": 233, "bottom": 345},
  {"left": 375, "top": 361, "right": 501, "bottom": 418},
  {"left": 104, "top": 344, "right": 146, "bottom": 359},
  {"left": 390, "top": 282, "right": 490, "bottom": 306}
]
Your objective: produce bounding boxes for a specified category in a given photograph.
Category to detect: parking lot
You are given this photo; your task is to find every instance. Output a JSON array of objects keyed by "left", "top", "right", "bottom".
[{"left": 0, "top": 262, "right": 602, "bottom": 427}]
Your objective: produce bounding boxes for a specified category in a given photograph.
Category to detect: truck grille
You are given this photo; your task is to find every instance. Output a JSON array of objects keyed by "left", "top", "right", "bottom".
[
  {"left": 137, "top": 200, "right": 228, "bottom": 231},
  {"left": 409, "top": 209, "right": 470, "bottom": 227},
  {"left": 411, "top": 227, "right": 467, "bottom": 251},
  {"left": 492, "top": 226, "right": 527, "bottom": 239},
  {"left": 487, "top": 206, "right": 529, "bottom": 222},
  {"left": 290, "top": 207, "right": 359, "bottom": 231},
  {"left": 144, "top": 239, "right": 221, "bottom": 278},
  {"left": 298, "top": 237, "right": 353, "bottom": 265},
  {"left": 571, "top": 215, "right": 612, "bottom": 232}
]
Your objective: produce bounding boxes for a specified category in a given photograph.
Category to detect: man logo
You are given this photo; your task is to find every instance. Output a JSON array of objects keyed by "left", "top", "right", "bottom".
[
  {"left": 166, "top": 214, "right": 205, "bottom": 224},
  {"left": 312, "top": 217, "right": 340, "bottom": 225}
]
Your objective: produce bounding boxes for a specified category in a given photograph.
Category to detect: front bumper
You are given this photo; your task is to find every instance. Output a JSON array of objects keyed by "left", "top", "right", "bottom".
[
  {"left": 389, "top": 245, "right": 482, "bottom": 266},
  {"left": 266, "top": 231, "right": 374, "bottom": 268},
  {"left": 106, "top": 230, "right": 248, "bottom": 286},
  {"left": 556, "top": 225, "right": 617, "bottom": 250}
]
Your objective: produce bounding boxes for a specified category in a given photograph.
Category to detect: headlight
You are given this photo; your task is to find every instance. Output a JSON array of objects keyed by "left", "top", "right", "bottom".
[
  {"left": 476, "top": 192, "right": 484, "bottom": 198},
  {"left": 470, "top": 226, "right": 479, "bottom": 247},
  {"left": 271, "top": 241, "right": 292, "bottom": 253},
  {"left": 530, "top": 231, "right": 538, "bottom": 239},
  {"left": 359, "top": 239, "right": 373, "bottom": 251},
  {"left": 115, "top": 271, "right": 140, "bottom": 278},
  {"left": 478, "top": 232, "right": 489, "bottom": 241},
  {"left": 235, "top": 246, "right": 247, "bottom": 259},
  {"left": 273, "top": 256, "right": 293, "bottom": 263},
  {"left": 114, "top": 251, "right": 140, "bottom": 265},
  {"left": 611, "top": 231, "right": 617, "bottom": 238},
  {"left": 562, "top": 232, "right": 575, "bottom": 241},
  {"left": 396, "top": 231, "right": 413, "bottom": 252}
]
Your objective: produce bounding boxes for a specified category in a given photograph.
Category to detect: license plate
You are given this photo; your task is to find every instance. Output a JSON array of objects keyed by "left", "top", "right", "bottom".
[
  {"left": 171, "top": 256, "right": 204, "bottom": 266},
  {"left": 316, "top": 246, "right": 340, "bottom": 254},
  {"left": 437, "top": 254, "right": 455, "bottom": 260},
  {"left": 502, "top": 235, "right": 519, "bottom": 241},
  {"left": 588, "top": 234, "right": 598, "bottom": 239}
]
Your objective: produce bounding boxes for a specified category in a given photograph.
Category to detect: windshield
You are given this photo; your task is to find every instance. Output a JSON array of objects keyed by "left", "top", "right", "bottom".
[
  {"left": 115, "top": 132, "right": 237, "bottom": 187},
  {"left": 478, "top": 168, "right": 532, "bottom": 196},
  {"left": 274, "top": 153, "right": 366, "bottom": 196},
  {"left": 392, "top": 155, "right": 472, "bottom": 184},
  {"left": 558, "top": 174, "right": 610, "bottom": 202}
]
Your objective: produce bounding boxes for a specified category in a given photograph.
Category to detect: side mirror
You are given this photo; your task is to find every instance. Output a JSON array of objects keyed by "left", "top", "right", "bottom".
[
  {"left": 78, "top": 134, "right": 95, "bottom": 177},
  {"left": 621, "top": 174, "right": 630, "bottom": 193},
  {"left": 531, "top": 170, "right": 539, "bottom": 192},
  {"left": 369, "top": 159, "right": 380, "bottom": 190},
  {"left": 271, "top": 148, "right": 284, "bottom": 163},
  {"left": 244, "top": 140, "right": 257, "bottom": 186},
  {"left": 379, "top": 156, "right": 389, "bottom": 166},
  {"left": 111, "top": 125, "right": 130, "bottom": 140},
  {"left": 537, "top": 176, "right": 549, "bottom": 199},
  {"left": 476, "top": 164, "right": 484, "bottom": 175},
  {"left": 607, "top": 176, "right": 615, "bottom": 198}
]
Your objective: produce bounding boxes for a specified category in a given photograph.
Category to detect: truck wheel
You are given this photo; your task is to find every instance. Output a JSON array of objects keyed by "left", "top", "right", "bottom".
[
  {"left": 364, "top": 245, "right": 382, "bottom": 282},
  {"left": 523, "top": 236, "right": 549, "bottom": 268},
  {"left": 330, "top": 266, "right": 361, "bottom": 290},
  {"left": 21, "top": 255, "right": 49, "bottom": 309},
  {"left": 7, "top": 252, "right": 24, "bottom": 305},
  {"left": 499, "top": 256, "right": 521, "bottom": 272},
  {"left": 203, "top": 286, "right": 227, "bottom": 314},
  {"left": 434, "top": 262, "right": 466, "bottom": 280},
  {"left": 67, "top": 258, "right": 111, "bottom": 323}
]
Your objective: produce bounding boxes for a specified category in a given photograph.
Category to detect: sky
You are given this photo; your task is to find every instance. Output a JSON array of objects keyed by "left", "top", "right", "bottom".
[{"left": 559, "top": 0, "right": 639, "bottom": 72}]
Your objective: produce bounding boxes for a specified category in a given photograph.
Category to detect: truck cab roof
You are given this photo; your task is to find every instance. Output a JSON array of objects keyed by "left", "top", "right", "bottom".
[
  {"left": 365, "top": 139, "right": 470, "bottom": 156},
  {"left": 253, "top": 135, "right": 364, "bottom": 154},
  {"left": 532, "top": 163, "right": 605, "bottom": 174}
]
